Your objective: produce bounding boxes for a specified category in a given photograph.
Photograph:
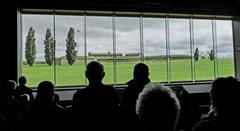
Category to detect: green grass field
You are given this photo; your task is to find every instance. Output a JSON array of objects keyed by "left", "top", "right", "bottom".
[{"left": 22, "top": 59, "right": 234, "bottom": 88}]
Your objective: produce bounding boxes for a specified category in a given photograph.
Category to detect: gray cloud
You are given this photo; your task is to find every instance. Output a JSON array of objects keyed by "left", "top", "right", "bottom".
[{"left": 115, "top": 17, "right": 140, "bottom": 32}]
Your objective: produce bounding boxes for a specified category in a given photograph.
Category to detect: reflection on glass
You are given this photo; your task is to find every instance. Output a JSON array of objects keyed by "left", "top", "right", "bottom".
[
  {"left": 86, "top": 16, "right": 113, "bottom": 84},
  {"left": 169, "top": 18, "right": 192, "bottom": 81},
  {"left": 22, "top": 14, "right": 54, "bottom": 87},
  {"left": 216, "top": 20, "right": 234, "bottom": 77},
  {"left": 143, "top": 18, "right": 167, "bottom": 82},
  {"left": 194, "top": 19, "right": 214, "bottom": 80},
  {"left": 55, "top": 15, "right": 85, "bottom": 86},
  {"left": 115, "top": 17, "right": 141, "bottom": 84}
]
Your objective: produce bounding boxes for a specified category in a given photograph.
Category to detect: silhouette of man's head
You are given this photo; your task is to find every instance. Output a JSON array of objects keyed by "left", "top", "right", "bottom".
[
  {"left": 85, "top": 61, "right": 105, "bottom": 83},
  {"left": 3, "top": 80, "right": 17, "bottom": 96},
  {"left": 19, "top": 76, "right": 27, "bottom": 86},
  {"left": 210, "top": 76, "right": 240, "bottom": 116},
  {"left": 133, "top": 63, "right": 149, "bottom": 80},
  {"left": 36, "top": 81, "right": 55, "bottom": 102},
  {"left": 136, "top": 83, "right": 180, "bottom": 131}
]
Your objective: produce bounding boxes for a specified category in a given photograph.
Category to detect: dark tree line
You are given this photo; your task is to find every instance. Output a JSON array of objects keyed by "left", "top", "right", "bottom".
[{"left": 194, "top": 47, "right": 215, "bottom": 62}]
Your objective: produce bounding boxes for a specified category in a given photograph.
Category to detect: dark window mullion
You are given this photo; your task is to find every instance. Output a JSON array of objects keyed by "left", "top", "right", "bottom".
[
  {"left": 140, "top": 15, "right": 144, "bottom": 62},
  {"left": 53, "top": 11, "right": 56, "bottom": 85},
  {"left": 165, "top": 17, "right": 171, "bottom": 83},
  {"left": 112, "top": 14, "right": 117, "bottom": 85},
  {"left": 189, "top": 18, "right": 195, "bottom": 82},
  {"left": 84, "top": 12, "right": 87, "bottom": 85}
]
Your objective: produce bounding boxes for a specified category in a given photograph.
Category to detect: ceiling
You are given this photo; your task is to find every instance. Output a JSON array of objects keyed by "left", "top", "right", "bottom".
[{"left": 17, "top": 0, "right": 240, "bottom": 16}]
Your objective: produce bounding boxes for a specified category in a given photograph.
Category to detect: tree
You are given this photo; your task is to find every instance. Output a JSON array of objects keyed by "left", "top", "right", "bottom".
[
  {"left": 209, "top": 49, "right": 215, "bottom": 61},
  {"left": 66, "top": 27, "right": 77, "bottom": 65},
  {"left": 194, "top": 47, "right": 199, "bottom": 62},
  {"left": 25, "top": 26, "right": 36, "bottom": 66},
  {"left": 44, "top": 28, "right": 54, "bottom": 66}
]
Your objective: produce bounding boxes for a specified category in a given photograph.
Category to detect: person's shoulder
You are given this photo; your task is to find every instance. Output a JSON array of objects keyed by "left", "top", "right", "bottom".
[
  {"left": 55, "top": 104, "right": 66, "bottom": 112},
  {"left": 125, "top": 79, "right": 137, "bottom": 90},
  {"left": 17, "top": 85, "right": 32, "bottom": 91},
  {"left": 25, "top": 86, "right": 33, "bottom": 92},
  {"left": 15, "top": 86, "right": 21, "bottom": 92},
  {"left": 102, "top": 84, "right": 114, "bottom": 88},
  {"left": 102, "top": 85, "right": 116, "bottom": 91},
  {"left": 75, "top": 88, "right": 87, "bottom": 95},
  {"left": 126, "top": 79, "right": 135, "bottom": 85},
  {"left": 192, "top": 118, "right": 217, "bottom": 131},
  {"left": 73, "top": 88, "right": 86, "bottom": 99}
]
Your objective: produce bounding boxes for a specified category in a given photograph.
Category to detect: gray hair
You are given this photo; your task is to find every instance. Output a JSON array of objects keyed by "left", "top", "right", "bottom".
[{"left": 136, "top": 83, "right": 181, "bottom": 131}]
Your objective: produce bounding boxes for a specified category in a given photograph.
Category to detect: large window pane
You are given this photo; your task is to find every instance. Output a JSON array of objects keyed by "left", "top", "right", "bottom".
[
  {"left": 216, "top": 20, "right": 234, "bottom": 77},
  {"left": 22, "top": 14, "right": 54, "bottom": 87},
  {"left": 21, "top": 13, "right": 235, "bottom": 86},
  {"left": 86, "top": 16, "right": 113, "bottom": 84},
  {"left": 194, "top": 19, "right": 214, "bottom": 80},
  {"left": 115, "top": 17, "right": 141, "bottom": 84},
  {"left": 143, "top": 18, "right": 167, "bottom": 82},
  {"left": 169, "top": 18, "right": 192, "bottom": 81},
  {"left": 55, "top": 15, "right": 85, "bottom": 86}
]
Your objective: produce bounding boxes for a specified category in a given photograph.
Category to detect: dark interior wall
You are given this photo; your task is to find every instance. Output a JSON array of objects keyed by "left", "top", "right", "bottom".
[
  {"left": 19, "top": 0, "right": 240, "bottom": 16},
  {"left": 0, "top": 1, "right": 18, "bottom": 82},
  {"left": 233, "top": 17, "right": 240, "bottom": 79}
]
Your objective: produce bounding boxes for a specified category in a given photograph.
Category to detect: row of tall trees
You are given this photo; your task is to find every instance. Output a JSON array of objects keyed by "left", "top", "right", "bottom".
[
  {"left": 25, "top": 27, "right": 77, "bottom": 66},
  {"left": 25, "top": 26, "right": 215, "bottom": 67}
]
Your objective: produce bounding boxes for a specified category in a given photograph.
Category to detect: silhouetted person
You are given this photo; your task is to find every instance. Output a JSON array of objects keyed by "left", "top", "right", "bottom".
[
  {"left": 2, "top": 80, "right": 16, "bottom": 97},
  {"left": 53, "top": 93, "right": 60, "bottom": 104},
  {"left": 0, "top": 115, "right": 11, "bottom": 131},
  {"left": 15, "top": 76, "right": 34, "bottom": 105},
  {"left": 120, "top": 63, "right": 150, "bottom": 130},
  {"left": 136, "top": 83, "right": 181, "bottom": 131},
  {"left": 72, "top": 61, "right": 120, "bottom": 131},
  {"left": 192, "top": 76, "right": 240, "bottom": 131},
  {"left": 171, "top": 85, "right": 201, "bottom": 131},
  {"left": 0, "top": 80, "right": 19, "bottom": 130},
  {"left": 22, "top": 81, "right": 66, "bottom": 131}
]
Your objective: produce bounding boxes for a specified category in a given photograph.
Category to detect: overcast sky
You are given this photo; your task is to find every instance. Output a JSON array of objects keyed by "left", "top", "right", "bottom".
[{"left": 22, "top": 14, "right": 233, "bottom": 61}]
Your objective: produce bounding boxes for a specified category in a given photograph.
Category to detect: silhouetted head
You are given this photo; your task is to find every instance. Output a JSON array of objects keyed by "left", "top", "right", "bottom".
[
  {"left": 0, "top": 80, "right": 16, "bottom": 102},
  {"left": 19, "top": 76, "right": 27, "bottom": 86},
  {"left": 85, "top": 61, "right": 105, "bottom": 84},
  {"left": 133, "top": 63, "right": 149, "bottom": 80},
  {"left": 136, "top": 83, "right": 180, "bottom": 131},
  {"left": 210, "top": 76, "right": 240, "bottom": 116},
  {"left": 36, "top": 81, "right": 55, "bottom": 102},
  {"left": 4, "top": 80, "right": 17, "bottom": 96}
]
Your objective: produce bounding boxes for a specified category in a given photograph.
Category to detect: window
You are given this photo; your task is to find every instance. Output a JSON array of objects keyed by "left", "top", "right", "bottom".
[
  {"left": 86, "top": 16, "right": 114, "bottom": 84},
  {"left": 169, "top": 18, "right": 192, "bottom": 81},
  {"left": 115, "top": 16, "right": 141, "bottom": 84},
  {"left": 55, "top": 15, "right": 85, "bottom": 86},
  {"left": 22, "top": 14, "right": 54, "bottom": 87},
  {"left": 20, "top": 11, "right": 235, "bottom": 87},
  {"left": 215, "top": 20, "right": 234, "bottom": 77},
  {"left": 194, "top": 19, "right": 215, "bottom": 80},
  {"left": 143, "top": 17, "right": 167, "bottom": 82}
]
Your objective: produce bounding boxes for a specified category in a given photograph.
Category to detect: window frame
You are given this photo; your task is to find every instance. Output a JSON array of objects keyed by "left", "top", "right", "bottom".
[{"left": 19, "top": 9, "right": 235, "bottom": 88}]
